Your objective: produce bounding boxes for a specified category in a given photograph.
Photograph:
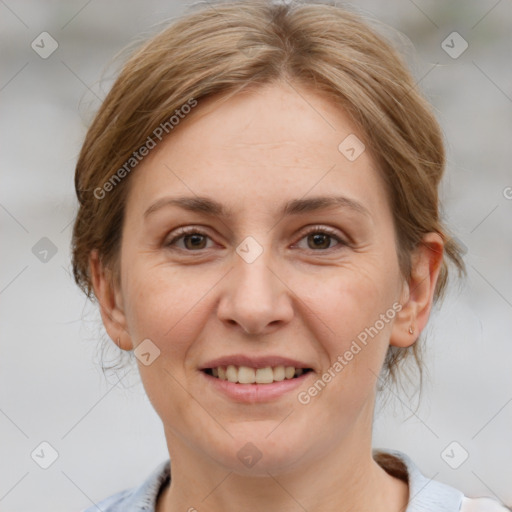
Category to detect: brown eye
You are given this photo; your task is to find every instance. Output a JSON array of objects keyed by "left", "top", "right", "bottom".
[
  {"left": 182, "top": 233, "right": 208, "bottom": 250},
  {"left": 166, "top": 228, "right": 213, "bottom": 251},
  {"left": 295, "top": 227, "right": 347, "bottom": 252},
  {"left": 307, "top": 232, "right": 333, "bottom": 250}
]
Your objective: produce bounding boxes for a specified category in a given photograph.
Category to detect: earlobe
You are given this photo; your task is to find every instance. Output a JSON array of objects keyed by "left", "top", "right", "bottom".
[
  {"left": 89, "top": 250, "right": 133, "bottom": 351},
  {"left": 390, "top": 233, "right": 444, "bottom": 348}
]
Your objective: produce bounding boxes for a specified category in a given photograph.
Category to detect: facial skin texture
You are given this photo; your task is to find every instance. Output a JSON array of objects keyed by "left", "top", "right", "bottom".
[{"left": 91, "top": 80, "right": 443, "bottom": 512}]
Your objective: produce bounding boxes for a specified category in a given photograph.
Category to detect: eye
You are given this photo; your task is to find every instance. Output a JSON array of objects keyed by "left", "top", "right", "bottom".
[
  {"left": 165, "top": 225, "right": 348, "bottom": 252},
  {"left": 294, "top": 226, "right": 347, "bottom": 251},
  {"left": 165, "top": 227, "right": 214, "bottom": 251}
]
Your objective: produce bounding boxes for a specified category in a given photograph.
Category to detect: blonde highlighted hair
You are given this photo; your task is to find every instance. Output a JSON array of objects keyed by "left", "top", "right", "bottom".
[{"left": 72, "top": 0, "right": 466, "bottom": 392}]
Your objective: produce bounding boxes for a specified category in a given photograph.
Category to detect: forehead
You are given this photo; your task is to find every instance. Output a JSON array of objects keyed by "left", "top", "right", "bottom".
[{"left": 125, "top": 81, "right": 391, "bottom": 222}]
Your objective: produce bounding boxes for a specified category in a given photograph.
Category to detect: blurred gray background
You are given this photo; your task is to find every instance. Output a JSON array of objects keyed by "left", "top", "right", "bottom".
[{"left": 1, "top": 1, "right": 511, "bottom": 510}]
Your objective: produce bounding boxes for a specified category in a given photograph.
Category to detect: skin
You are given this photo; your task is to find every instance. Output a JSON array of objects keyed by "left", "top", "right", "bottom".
[{"left": 90, "top": 80, "right": 443, "bottom": 512}]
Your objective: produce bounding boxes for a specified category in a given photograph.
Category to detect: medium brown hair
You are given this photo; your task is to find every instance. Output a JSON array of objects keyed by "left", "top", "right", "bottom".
[{"left": 71, "top": 0, "right": 466, "bottom": 391}]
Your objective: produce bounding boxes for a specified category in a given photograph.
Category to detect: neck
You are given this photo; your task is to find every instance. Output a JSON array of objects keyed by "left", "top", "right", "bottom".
[{"left": 157, "top": 403, "right": 408, "bottom": 512}]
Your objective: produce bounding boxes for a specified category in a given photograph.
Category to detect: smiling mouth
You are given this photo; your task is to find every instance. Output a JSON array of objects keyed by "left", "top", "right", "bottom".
[{"left": 203, "top": 365, "right": 313, "bottom": 384}]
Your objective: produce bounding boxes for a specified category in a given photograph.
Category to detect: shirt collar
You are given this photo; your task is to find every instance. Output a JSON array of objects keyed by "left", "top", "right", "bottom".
[
  {"left": 384, "top": 449, "right": 464, "bottom": 512},
  {"left": 109, "top": 450, "right": 463, "bottom": 512}
]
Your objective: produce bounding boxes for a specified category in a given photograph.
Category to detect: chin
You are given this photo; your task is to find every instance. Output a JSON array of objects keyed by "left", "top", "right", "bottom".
[{"left": 203, "top": 424, "right": 313, "bottom": 476}]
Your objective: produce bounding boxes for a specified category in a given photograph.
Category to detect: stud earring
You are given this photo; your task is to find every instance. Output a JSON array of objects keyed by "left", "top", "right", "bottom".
[{"left": 408, "top": 326, "right": 414, "bottom": 335}]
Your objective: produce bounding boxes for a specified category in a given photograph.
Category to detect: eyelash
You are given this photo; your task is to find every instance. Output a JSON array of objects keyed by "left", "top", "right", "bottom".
[{"left": 165, "top": 225, "right": 348, "bottom": 252}]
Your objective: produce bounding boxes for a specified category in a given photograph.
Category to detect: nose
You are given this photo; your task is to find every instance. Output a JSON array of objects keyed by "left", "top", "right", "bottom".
[{"left": 217, "top": 249, "right": 294, "bottom": 336}]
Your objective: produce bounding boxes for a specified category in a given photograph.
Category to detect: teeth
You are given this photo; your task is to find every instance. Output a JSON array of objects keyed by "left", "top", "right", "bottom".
[
  {"left": 284, "top": 366, "right": 295, "bottom": 379},
  {"left": 273, "top": 365, "right": 285, "bottom": 381},
  {"left": 209, "top": 365, "right": 308, "bottom": 384},
  {"left": 255, "top": 367, "right": 274, "bottom": 384},
  {"left": 238, "top": 366, "right": 255, "bottom": 384},
  {"left": 226, "top": 365, "right": 238, "bottom": 383}
]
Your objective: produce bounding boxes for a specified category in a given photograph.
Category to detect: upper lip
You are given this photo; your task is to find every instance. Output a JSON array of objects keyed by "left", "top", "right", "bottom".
[{"left": 199, "top": 354, "right": 313, "bottom": 370}]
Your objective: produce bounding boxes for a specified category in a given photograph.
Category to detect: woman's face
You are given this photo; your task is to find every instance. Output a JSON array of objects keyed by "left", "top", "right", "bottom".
[{"left": 101, "top": 82, "right": 424, "bottom": 474}]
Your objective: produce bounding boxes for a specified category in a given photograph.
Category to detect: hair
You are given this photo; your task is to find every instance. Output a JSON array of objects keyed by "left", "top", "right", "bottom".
[{"left": 71, "top": 0, "right": 466, "bottom": 398}]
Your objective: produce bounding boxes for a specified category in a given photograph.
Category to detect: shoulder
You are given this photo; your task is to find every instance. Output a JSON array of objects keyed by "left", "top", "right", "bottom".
[
  {"left": 80, "top": 459, "right": 170, "bottom": 512},
  {"left": 460, "top": 497, "right": 511, "bottom": 512},
  {"left": 374, "top": 449, "right": 510, "bottom": 512}
]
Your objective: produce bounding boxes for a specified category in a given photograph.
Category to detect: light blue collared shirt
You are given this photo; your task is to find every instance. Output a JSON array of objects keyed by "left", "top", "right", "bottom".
[{"left": 81, "top": 449, "right": 509, "bottom": 512}]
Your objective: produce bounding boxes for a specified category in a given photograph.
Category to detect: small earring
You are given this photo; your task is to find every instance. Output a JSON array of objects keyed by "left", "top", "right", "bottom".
[{"left": 408, "top": 326, "right": 414, "bottom": 335}]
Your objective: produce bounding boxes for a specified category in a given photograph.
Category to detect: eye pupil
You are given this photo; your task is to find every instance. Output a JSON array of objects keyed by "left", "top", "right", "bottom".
[
  {"left": 308, "top": 233, "right": 330, "bottom": 250},
  {"left": 184, "top": 234, "right": 206, "bottom": 249}
]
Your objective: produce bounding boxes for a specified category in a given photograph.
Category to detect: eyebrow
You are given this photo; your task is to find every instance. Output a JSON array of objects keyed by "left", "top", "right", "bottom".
[{"left": 143, "top": 195, "right": 371, "bottom": 220}]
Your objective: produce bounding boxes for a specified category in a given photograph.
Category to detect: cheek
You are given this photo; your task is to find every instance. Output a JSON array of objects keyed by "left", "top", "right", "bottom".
[
  {"left": 291, "top": 255, "right": 400, "bottom": 399},
  {"left": 294, "top": 280, "right": 395, "bottom": 436},
  {"left": 295, "top": 256, "right": 399, "bottom": 343},
  {"left": 121, "top": 262, "right": 215, "bottom": 357},
  {"left": 120, "top": 263, "right": 217, "bottom": 417}
]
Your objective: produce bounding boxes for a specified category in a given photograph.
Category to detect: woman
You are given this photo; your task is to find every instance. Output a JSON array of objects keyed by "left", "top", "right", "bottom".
[{"left": 72, "top": 1, "right": 509, "bottom": 511}]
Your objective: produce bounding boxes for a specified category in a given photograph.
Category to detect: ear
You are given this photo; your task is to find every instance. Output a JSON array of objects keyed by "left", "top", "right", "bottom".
[
  {"left": 390, "top": 232, "right": 444, "bottom": 348},
  {"left": 89, "top": 249, "right": 133, "bottom": 351}
]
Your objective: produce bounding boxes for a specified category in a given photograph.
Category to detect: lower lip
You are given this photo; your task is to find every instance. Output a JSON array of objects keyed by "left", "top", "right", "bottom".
[{"left": 200, "top": 371, "right": 312, "bottom": 403}]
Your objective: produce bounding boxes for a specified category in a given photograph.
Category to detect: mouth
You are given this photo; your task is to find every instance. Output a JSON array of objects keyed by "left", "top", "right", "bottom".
[{"left": 202, "top": 365, "right": 314, "bottom": 384}]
